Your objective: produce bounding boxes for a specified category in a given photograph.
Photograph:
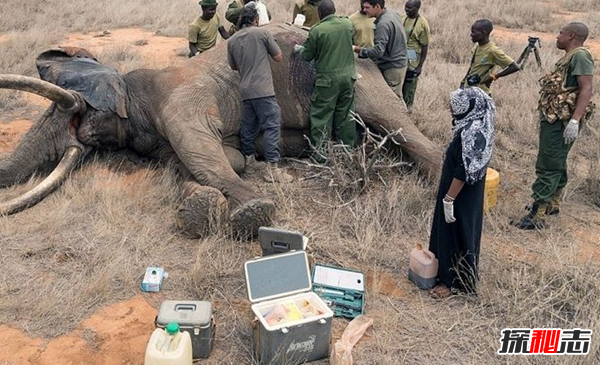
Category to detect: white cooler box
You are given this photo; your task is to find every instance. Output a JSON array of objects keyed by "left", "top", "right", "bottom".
[{"left": 245, "top": 251, "right": 333, "bottom": 365}]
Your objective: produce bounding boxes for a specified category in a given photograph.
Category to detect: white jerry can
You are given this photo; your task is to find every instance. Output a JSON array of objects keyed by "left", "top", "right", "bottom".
[{"left": 145, "top": 322, "right": 193, "bottom": 365}]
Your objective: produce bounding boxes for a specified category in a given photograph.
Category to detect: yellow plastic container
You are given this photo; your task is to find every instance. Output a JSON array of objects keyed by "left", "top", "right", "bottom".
[{"left": 484, "top": 168, "right": 499, "bottom": 212}]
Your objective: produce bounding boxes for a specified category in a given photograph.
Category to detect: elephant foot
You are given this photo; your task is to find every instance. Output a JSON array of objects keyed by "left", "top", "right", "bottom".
[
  {"left": 230, "top": 199, "right": 276, "bottom": 240},
  {"left": 176, "top": 186, "right": 229, "bottom": 239}
]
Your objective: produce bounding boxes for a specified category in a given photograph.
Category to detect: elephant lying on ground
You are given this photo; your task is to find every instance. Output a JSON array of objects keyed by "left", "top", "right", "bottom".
[{"left": 0, "top": 24, "right": 442, "bottom": 238}]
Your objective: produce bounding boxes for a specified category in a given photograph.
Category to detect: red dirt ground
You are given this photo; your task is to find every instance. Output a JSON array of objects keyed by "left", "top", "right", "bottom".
[
  {"left": 0, "top": 296, "right": 155, "bottom": 365},
  {"left": 0, "top": 119, "right": 31, "bottom": 153}
]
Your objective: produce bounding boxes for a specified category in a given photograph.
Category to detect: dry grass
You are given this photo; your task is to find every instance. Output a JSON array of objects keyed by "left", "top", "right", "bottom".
[
  {"left": 97, "top": 43, "right": 146, "bottom": 73},
  {"left": 1, "top": 0, "right": 600, "bottom": 364}
]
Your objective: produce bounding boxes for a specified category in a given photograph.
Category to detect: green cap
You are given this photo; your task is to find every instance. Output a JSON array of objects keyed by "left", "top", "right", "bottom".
[
  {"left": 166, "top": 322, "right": 180, "bottom": 335},
  {"left": 199, "top": 0, "right": 218, "bottom": 6}
]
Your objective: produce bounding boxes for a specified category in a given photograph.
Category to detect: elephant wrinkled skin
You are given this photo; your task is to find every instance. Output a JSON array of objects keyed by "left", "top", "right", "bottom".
[{"left": 0, "top": 24, "right": 441, "bottom": 239}]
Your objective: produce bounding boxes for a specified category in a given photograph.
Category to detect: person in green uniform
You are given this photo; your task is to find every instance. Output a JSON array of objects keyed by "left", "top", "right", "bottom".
[
  {"left": 401, "top": 0, "right": 430, "bottom": 109},
  {"left": 349, "top": 0, "right": 374, "bottom": 47},
  {"left": 188, "top": 0, "right": 230, "bottom": 57},
  {"left": 225, "top": 0, "right": 271, "bottom": 35},
  {"left": 293, "top": 0, "right": 357, "bottom": 161},
  {"left": 513, "top": 22, "right": 595, "bottom": 230},
  {"left": 292, "top": 0, "right": 321, "bottom": 28},
  {"left": 461, "top": 19, "right": 519, "bottom": 95}
]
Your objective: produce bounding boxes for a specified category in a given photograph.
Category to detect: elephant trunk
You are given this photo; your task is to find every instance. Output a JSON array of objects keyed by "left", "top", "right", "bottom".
[
  {"left": 0, "top": 147, "right": 82, "bottom": 215},
  {"left": 0, "top": 75, "right": 86, "bottom": 188},
  {"left": 358, "top": 99, "right": 443, "bottom": 178},
  {"left": 0, "top": 105, "right": 76, "bottom": 188},
  {"left": 354, "top": 63, "right": 443, "bottom": 178},
  {"left": 0, "top": 74, "right": 88, "bottom": 214}
]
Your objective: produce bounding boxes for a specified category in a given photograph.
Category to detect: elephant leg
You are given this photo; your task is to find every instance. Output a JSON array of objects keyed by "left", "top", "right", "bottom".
[
  {"left": 162, "top": 156, "right": 229, "bottom": 239},
  {"left": 255, "top": 128, "right": 310, "bottom": 158},
  {"left": 223, "top": 145, "right": 245, "bottom": 176},
  {"left": 161, "top": 102, "right": 275, "bottom": 239},
  {"left": 281, "top": 129, "right": 310, "bottom": 158},
  {"left": 176, "top": 179, "right": 229, "bottom": 239}
]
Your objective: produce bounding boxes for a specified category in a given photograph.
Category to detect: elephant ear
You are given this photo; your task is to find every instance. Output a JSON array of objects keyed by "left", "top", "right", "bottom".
[{"left": 36, "top": 47, "right": 128, "bottom": 118}]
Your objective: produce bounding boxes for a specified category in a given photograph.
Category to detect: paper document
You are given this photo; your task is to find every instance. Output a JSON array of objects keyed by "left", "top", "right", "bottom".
[{"left": 313, "top": 266, "right": 364, "bottom": 291}]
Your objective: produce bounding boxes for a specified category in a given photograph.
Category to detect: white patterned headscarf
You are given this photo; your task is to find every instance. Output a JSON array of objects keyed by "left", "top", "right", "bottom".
[{"left": 450, "top": 87, "right": 496, "bottom": 184}]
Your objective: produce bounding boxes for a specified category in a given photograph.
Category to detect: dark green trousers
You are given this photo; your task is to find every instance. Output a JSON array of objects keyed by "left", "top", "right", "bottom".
[
  {"left": 531, "top": 119, "right": 573, "bottom": 204},
  {"left": 310, "top": 74, "right": 357, "bottom": 150},
  {"left": 402, "top": 75, "right": 419, "bottom": 108}
]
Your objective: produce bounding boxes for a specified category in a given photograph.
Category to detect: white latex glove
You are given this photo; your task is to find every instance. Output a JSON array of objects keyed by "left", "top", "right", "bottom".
[
  {"left": 563, "top": 119, "right": 579, "bottom": 144},
  {"left": 442, "top": 197, "right": 456, "bottom": 224},
  {"left": 293, "top": 44, "right": 304, "bottom": 54}
]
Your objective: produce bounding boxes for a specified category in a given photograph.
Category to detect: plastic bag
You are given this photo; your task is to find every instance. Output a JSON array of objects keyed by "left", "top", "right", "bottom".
[{"left": 330, "top": 315, "right": 373, "bottom": 365}]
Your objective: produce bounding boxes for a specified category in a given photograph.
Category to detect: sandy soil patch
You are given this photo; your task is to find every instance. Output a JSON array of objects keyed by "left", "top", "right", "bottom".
[
  {"left": 0, "top": 119, "right": 32, "bottom": 153},
  {"left": 21, "top": 93, "right": 51, "bottom": 110},
  {"left": 64, "top": 28, "right": 188, "bottom": 68},
  {"left": 494, "top": 26, "right": 600, "bottom": 60},
  {"left": 0, "top": 296, "right": 155, "bottom": 365}
]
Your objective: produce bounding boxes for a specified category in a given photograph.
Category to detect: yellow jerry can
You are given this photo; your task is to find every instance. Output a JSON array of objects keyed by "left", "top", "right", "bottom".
[{"left": 484, "top": 168, "right": 499, "bottom": 213}]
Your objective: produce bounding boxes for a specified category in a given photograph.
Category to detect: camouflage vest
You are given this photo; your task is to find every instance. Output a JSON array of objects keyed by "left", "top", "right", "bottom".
[{"left": 538, "top": 47, "right": 595, "bottom": 124}]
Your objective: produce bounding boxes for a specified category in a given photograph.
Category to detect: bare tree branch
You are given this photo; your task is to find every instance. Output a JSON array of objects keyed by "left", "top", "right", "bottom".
[{"left": 284, "top": 112, "right": 410, "bottom": 207}]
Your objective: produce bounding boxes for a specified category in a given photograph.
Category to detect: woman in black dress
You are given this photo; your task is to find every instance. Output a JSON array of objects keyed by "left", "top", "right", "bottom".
[{"left": 429, "top": 87, "right": 496, "bottom": 298}]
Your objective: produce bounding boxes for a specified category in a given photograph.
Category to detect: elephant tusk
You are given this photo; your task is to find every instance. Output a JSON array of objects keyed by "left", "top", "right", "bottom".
[
  {"left": 0, "top": 74, "right": 82, "bottom": 112},
  {"left": 0, "top": 147, "right": 82, "bottom": 216}
]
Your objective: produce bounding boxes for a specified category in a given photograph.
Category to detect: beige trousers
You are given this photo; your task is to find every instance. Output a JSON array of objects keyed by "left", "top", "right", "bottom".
[{"left": 382, "top": 66, "right": 408, "bottom": 100}]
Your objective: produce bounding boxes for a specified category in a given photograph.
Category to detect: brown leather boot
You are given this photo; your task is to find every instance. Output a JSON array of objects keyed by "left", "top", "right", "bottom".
[
  {"left": 547, "top": 189, "right": 561, "bottom": 216},
  {"left": 244, "top": 155, "right": 266, "bottom": 175},
  {"left": 513, "top": 202, "right": 548, "bottom": 230},
  {"left": 263, "top": 162, "right": 293, "bottom": 183}
]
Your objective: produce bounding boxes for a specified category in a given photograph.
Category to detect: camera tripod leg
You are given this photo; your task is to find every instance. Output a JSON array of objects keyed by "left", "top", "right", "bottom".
[
  {"left": 517, "top": 47, "right": 527, "bottom": 64},
  {"left": 518, "top": 47, "right": 531, "bottom": 70},
  {"left": 533, "top": 47, "right": 542, "bottom": 68}
]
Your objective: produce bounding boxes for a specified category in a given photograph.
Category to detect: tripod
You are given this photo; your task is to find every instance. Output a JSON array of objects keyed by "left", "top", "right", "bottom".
[{"left": 517, "top": 36, "right": 542, "bottom": 70}]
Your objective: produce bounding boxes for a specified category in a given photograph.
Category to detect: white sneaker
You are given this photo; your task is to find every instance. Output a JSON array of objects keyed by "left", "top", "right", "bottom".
[
  {"left": 244, "top": 155, "right": 266, "bottom": 175},
  {"left": 263, "top": 162, "right": 293, "bottom": 183}
]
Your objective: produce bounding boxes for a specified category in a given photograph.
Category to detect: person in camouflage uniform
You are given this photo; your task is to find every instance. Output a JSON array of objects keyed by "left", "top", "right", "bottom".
[
  {"left": 513, "top": 22, "right": 595, "bottom": 230},
  {"left": 294, "top": 0, "right": 357, "bottom": 161}
]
